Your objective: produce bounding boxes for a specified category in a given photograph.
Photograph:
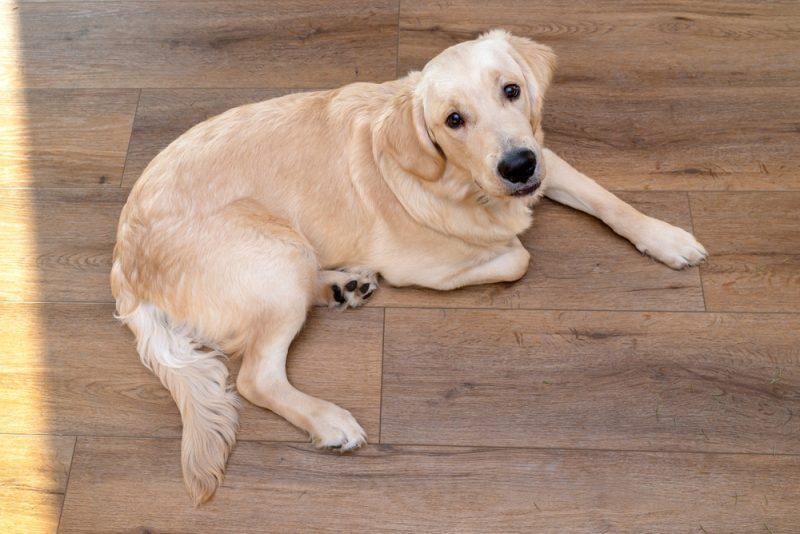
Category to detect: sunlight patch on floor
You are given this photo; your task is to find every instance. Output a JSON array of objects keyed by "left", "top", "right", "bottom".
[{"left": 0, "top": 3, "right": 61, "bottom": 532}]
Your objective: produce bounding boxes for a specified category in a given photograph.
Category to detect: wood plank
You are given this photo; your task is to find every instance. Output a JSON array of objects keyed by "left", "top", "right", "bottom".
[
  {"left": 690, "top": 192, "right": 800, "bottom": 312},
  {"left": 60, "top": 437, "right": 800, "bottom": 533},
  {"left": 398, "top": 1, "right": 800, "bottom": 88},
  {"left": 118, "top": 85, "right": 800, "bottom": 199},
  {"left": 0, "top": 188, "right": 127, "bottom": 302},
  {"left": 381, "top": 308, "right": 800, "bottom": 454},
  {"left": 0, "top": 303, "right": 383, "bottom": 443},
  {"left": 2, "top": 1, "right": 398, "bottom": 89},
  {"left": 125, "top": 86, "right": 799, "bottom": 192},
  {"left": 1, "top": 180, "right": 704, "bottom": 310},
  {"left": 125, "top": 86, "right": 800, "bottom": 192},
  {"left": 544, "top": 87, "right": 800, "bottom": 191},
  {"left": 0, "top": 434, "right": 75, "bottom": 534},
  {"left": 372, "top": 193, "right": 704, "bottom": 311},
  {"left": 0, "top": 89, "right": 139, "bottom": 187},
  {"left": 122, "top": 89, "right": 295, "bottom": 187}
]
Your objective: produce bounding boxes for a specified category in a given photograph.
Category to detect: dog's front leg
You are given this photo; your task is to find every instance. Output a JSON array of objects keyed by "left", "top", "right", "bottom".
[
  {"left": 446, "top": 243, "right": 531, "bottom": 290},
  {"left": 387, "top": 240, "right": 530, "bottom": 291},
  {"left": 542, "top": 148, "right": 707, "bottom": 269}
]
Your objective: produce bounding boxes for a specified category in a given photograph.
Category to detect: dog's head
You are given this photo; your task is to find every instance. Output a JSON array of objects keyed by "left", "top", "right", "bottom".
[{"left": 374, "top": 30, "right": 556, "bottom": 201}]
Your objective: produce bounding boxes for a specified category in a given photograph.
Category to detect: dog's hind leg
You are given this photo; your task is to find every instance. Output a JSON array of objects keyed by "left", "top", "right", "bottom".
[
  {"left": 216, "top": 200, "right": 367, "bottom": 450},
  {"left": 236, "top": 299, "right": 367, "bottom": 450},
  {"left": 115, "top": 198, "right": 365, "bottom": 503}
]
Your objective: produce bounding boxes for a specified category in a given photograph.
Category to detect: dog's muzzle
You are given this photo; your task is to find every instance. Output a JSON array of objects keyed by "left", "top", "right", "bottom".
[{"left": 497, "top": 148, "right": 541, "bottom": 196}]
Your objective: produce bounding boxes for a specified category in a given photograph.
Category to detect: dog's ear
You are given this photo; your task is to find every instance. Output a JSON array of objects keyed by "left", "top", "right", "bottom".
[
  {"left": 373, "top": 74, "right": 444, "bottom": 181},
  {"left": 500, "top": 32, "right": 556, "bottom": 123}
]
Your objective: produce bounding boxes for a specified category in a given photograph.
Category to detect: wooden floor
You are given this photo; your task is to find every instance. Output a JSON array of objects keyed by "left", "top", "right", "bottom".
[{"left": 1, "top": 1, "right": 799, "bottom": 532}]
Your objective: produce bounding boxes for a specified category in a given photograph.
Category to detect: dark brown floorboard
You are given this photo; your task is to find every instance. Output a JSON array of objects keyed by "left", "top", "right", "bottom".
[
  {"left": 381, "top": 308, "right": 800, "bottom": 453},
  {"left": 691, "top": 192, "right": 800, "bottom": 312},
  {"left": 3, "top": 1, "right": 398, "bottom": 89},
  {"left": 0, "top": 89, "right": 138, "bottom": 188},
  {"left": 59, "top": 437, "right": 800, "bottom": 533}
]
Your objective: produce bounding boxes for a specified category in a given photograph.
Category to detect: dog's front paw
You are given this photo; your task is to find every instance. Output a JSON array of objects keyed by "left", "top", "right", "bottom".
[
  {"left": 309, "top": 402, "right": 367, "bottom": 452},
  {"left": 318, "top": 269, "right": 378, "bottom": 309},
  {"left": 634, "top": 218, "right": 708, "bottom": 269}
]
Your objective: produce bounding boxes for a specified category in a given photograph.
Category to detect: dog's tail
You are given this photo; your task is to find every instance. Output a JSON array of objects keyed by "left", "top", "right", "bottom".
[{"left": 117, "top": 294, "right": 240, "bottom": 505}]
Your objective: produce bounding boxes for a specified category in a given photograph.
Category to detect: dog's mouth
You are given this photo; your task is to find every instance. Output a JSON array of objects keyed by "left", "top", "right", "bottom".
[
  {"left": 510, "top": 180, "right": 541, "bottom": 197},
  {"left": 474, "top": 175, "right": 543, "bottom": 200}
]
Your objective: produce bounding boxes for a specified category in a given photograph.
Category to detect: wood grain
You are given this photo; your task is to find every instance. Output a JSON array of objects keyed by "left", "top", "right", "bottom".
[
  {"left": 2, "top": 1, "right": 398, "bottom": 89},
  {"left": 59, "top": 437, "right": 800, "bottom": 533},
  {"left": 0, "top": 303, "right": 383, "bottom": 442},
  {"left": 0, "top": 89, "right": 139, "bottom": 187},
  {"left": 381, "top": 308, "right": 800, "bottom": 454},
  {"left": 544, "top": 87, "right": 800, "bottom": 191},
  {"left": 0, "top": 434, "right": 75, "bottom": 534},
  {"left": 690, "top": 192, "right": 800, "bottom": 312},
  {"left": 398, "top": 1, "right": 800, "bottom": 88},
  {"left": 0, "top": 188, "right": 127, "bottom": 302},
  {"left": 372, "top": 193, "right": 704, "bottom": 311},
  {"left": 122, "top": 89, "right": 296, "bottom": 187}
]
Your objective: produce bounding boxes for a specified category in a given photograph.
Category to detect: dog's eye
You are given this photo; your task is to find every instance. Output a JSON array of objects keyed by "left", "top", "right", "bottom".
[
  {"left": 504, "top": 83, "right": 521, "bottom": 100},
  {"left": 445, "top": 112, "right": 464, "bottom": 129}
]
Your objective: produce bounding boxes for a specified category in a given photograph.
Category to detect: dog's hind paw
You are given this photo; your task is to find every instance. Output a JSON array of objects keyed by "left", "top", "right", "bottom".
[{"left": 315, "top": 269, "right": 378, "bottom": 309}]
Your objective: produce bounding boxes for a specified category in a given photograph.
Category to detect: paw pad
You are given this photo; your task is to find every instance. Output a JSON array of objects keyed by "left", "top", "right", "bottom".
[
  {"left": 323, "top": 269, "right": 378, "bottom": 309},
  {"left": 331, "top": 284, "right": 346, "bottom": 304}
]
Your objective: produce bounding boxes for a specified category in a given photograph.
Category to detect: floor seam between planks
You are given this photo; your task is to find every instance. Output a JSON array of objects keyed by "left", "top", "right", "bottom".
[
  {"left": 118, "top": 89, "right": 142, "bottom": 188},
  {"left": 378, "top": 308, "right": 387, "bottom": 444},
  {"left": 55, "top": 436, "right": 77, "bottom": 534},
  {"left": 395, "top": 0, "right": 401, "bottom": 78},
  {"left": 686, "top": 191, "right": 708, "bottom": 312}
]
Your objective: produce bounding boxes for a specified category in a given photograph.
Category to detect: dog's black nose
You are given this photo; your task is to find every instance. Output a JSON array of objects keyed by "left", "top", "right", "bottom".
[{"left": 497, "top": 149, "right": 537, "bottom": 184}]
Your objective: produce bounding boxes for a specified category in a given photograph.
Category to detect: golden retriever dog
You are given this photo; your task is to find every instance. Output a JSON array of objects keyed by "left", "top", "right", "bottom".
[{"left": 111, "top": 30, "right": 707, "bottom": 504}]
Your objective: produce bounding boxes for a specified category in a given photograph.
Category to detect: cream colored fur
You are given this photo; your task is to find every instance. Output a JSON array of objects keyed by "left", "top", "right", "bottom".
[{"left": 111, "top": 29, "right": 707, "bottom": 504}]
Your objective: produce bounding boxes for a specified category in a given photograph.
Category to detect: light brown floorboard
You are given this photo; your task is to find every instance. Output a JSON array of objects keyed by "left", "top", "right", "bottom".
[
  {"left": 121, "top": 88, "right": 297, "bottom": 187},
  {"left": 0, "top": 188, "right": 127, "bottom": 302},
  {"left": 381, "top": 308, "right": 800, "bottom": 454},
  {"left": 59, "top": 437, "right": 800, "bottom": 533},
  {"left": 398, "top": 1, "right": 800, "bottom": 88},
  {"left": 2, "top": 1, "right": 398, "bottom": 89},
  {"left": 372, "top": 193, "right": 704, "bottom": 311},
  {"left": 0, "top": 89, "right": 139, "bottom": 188},
  {"left": 0, "top": 434, "right": 75, "bottom": 534},
  {"left": 0, "top": 303, "right": 383, "bottom": 442},
  {"left": 690, "top": 192, "right": 800, "bottom": 312}
]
